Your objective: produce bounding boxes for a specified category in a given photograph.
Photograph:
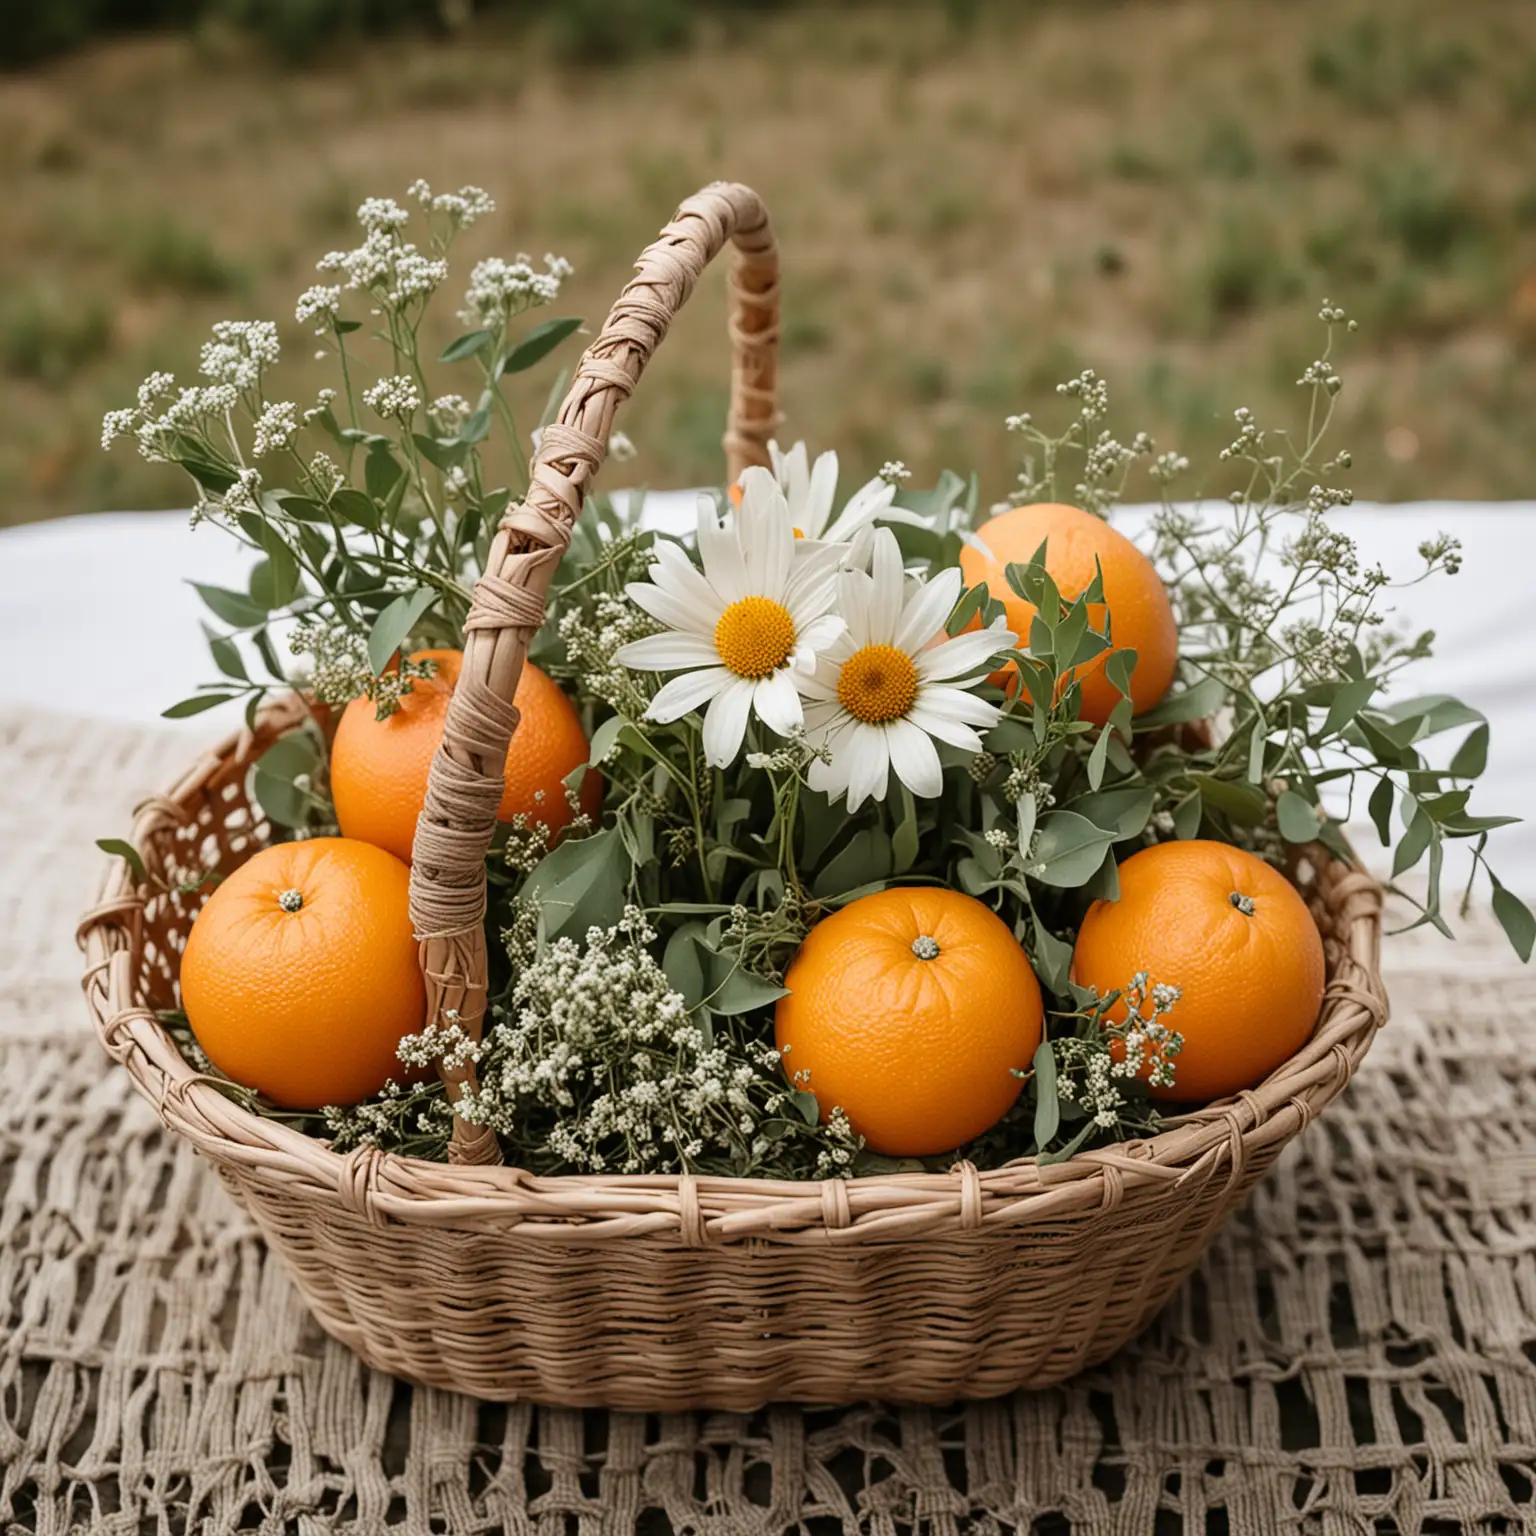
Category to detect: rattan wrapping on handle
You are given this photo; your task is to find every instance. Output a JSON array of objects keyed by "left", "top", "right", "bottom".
[{"left": 407, "top": 183, "right": 779, "bottom": 1162}]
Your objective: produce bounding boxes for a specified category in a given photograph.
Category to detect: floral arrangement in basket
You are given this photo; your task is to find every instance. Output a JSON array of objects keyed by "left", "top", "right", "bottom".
[{"left": 99, "top": 180, "right": 1531, "bottom": 1187}]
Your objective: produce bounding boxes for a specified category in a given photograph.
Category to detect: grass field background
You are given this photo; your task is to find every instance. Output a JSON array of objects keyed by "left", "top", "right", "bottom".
[{"left": 2, "top": 0, "right": 1534, "bottom": 526}]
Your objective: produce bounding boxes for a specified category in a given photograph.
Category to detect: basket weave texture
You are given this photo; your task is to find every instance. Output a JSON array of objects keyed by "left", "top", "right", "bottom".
[{"left": 79, "top": 183, "right": 1388, "bottom": 1411}]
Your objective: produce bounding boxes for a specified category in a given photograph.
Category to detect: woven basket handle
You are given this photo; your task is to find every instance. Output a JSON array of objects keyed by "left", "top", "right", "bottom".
[{"left": 408, "top": 182, "right": 779, "bottom": 1164}]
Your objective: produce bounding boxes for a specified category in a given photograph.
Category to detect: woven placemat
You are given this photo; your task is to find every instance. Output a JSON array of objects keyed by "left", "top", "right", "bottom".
[{"left": 2, "top": 707, "right": 1534, "bottom": 1535}]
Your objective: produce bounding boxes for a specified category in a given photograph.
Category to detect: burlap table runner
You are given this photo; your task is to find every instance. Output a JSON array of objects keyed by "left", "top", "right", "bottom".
[{"left": 2, "top": 707, "right": 1533, "bottom": 1534}]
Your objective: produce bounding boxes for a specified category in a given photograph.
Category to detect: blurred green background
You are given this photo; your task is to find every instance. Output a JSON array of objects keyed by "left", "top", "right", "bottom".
[{"left": 2, "top": 0, "right": 1534, "bottom": 527}]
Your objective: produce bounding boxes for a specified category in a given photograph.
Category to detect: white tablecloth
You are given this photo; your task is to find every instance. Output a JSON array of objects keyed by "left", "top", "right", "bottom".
[{"left": 2, "top": 500, "right": 1531, "bottom": 903}]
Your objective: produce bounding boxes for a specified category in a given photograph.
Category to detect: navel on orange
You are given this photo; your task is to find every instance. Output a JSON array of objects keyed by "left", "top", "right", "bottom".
[
  {"left": 330, "top": 649, "right": 600, "bottom": 864},
  {"left": 775, "top": 887, "right": 1044, "bottom": 1155},
  {"left": 179, "top": 837, "right": 425, "bottom": 1109},
  {"left": 958, "top": 502, "right": 1177, "bottom": 726},
  {"left": 1070, "top": 839, "right": 1326, "bottom": 1102}
]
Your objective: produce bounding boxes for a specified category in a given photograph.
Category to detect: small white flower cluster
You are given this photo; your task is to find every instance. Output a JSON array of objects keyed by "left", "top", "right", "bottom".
[
  {"left": 428, "top": 393, "right": 472, "bottom": 433},
  {"left": 362, "top": 374, "right": 421, "bottom": 421},
  {"left": 199, "top": 320, "right": 280, "bottom": 390},
  {"left": 1054, "top": 971, "right": 1184, "bottom": 1130},
  {"left": 407, "top": 178, "right": 495, "bottom": 228},
  {"left": 556, "top": 571, "right": 658, "bottom": 716},
  {"left": 396, "top": 1015, "right": 483, "bottom": 1073},
  {"left": 102, "top": 361, "right": 242, "bottom": 462},
  {"left": 288, "top": 620, "right": 436, "bottom": 715},
  {"left": 314, "top": 189, "right": 455, "bottom": 313},
  {"left": 1056, "top": 368, "right": 1110, "bottom": 422},
  {"left": 452, "top": 906, "right": 859, "bottom": 1177},
  {"left": 458, "top": 253, "right": 573, "bottom": 330},
  {"left": 252, "top": 400, "right": 299, "bottom": 457},
  {"left": 295, "top": 284, "right": 343, "bottom": 330},
  {"left": 878, "top": 460, "right": 912, "bottom": 484}
]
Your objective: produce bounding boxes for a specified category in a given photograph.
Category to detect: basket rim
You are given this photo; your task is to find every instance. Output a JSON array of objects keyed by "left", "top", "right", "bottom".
[{"left": 78, "top": 703, "right": 1388, "bottom": 1247}]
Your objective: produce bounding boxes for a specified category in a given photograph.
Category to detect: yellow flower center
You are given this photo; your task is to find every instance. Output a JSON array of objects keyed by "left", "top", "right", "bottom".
[
  {"left": 793, "top": 527, "right": 805, "bottom": 540},
  {"left": 714, "top": 596, "right": 796, "bottom": 679},
  {"left": 837, "top": 644, "right": 919, "bottom": 724}
]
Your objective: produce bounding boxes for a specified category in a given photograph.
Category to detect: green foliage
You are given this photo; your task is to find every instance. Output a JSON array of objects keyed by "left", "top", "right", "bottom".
[
  {"left": 126, "top": 215, "right": 244, "bottom": 296},
  {"left": 102, "top": 179, "right": 1530, "bottom": 1178},
  {"left": 0, "top": 290, "right": 112, "bottom": 387}
]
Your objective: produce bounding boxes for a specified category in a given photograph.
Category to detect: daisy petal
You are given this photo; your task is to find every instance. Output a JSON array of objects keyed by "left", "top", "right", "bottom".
[
  {"left": 866, "top": 529, "right": 904, "bottom": 646},
  {"left": 753, "top": 669, "right": 804, "bottom": 736},
  {"left": 696, "top": 496, "right": 748, "bottom": 604},
  {"left": 845, "top": 721, "right": 891, "bottom": 811},
  {"left": 702, "top": 678, "right": 756, "bottom": 767},
  {"left": 822, "top": 476, "right": 894, "bottom": 543},
  {"left": 649, "top": 539, "right": 726, "bottom": 622},
  {"left": 886, "top": 716, "right": 944, "bottom": 799},
  {"left": 624, "top": 581, "right": 717, "bottom": 639},
  {"left": 647, "top": 666, "right": 733, "bottom": 724},
  {"left": 917, "top": 623, "right": 1018, "bottom": 681},
  {"left": 905, "top": 701, "right": 986, "bottom": 753},
  {"left": 612, "top": 631, "right": 720, "bottom": 671},
  {"left": 804, "top": 450, "right": 838, "bottom": 539},
  {"left": 895, "top": 566, "right": 963, "bottom": 653}
]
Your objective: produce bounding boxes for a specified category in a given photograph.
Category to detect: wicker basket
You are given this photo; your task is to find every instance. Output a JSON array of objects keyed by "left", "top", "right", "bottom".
[{"left": 79, "top": 183, "right": 1389, "bottom": 1411}]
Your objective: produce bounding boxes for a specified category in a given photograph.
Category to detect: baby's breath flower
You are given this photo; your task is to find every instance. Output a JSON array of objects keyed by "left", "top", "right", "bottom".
[
  {"left": 252, "top": 400, "right": 299, "bottom": 456},
  {"left": 362, "top": 374, "right": 421, "bottom": 420},
  {"left": 607, "top": 429, "right": 638, "bottom": 462},
  {"left": 429, "top": 394, "right": 472, "bottom": 432},
  {"left": 296, "top": 285, "right": 343, "bottom": 328},
  {"left": 199, "top": 320, "right": 279, "bottom": 389},
  {"left": 878, "top": 460, "right": 912, "bottom": 484},
  {"left": 458, "top": 253, "right": 573, "bottom": 329},
  {"left": 357, "top": 196, "right": 410, "bottom": 232}
]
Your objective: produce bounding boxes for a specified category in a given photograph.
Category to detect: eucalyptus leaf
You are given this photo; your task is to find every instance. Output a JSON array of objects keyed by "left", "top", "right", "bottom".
[
  {"left": 95, "top": 838, "right": 146, "bottom": 883},
  {"left": 1031, "top": 1040, "right": 1060, "bottom": 1149},
  {"left": 1490, "top": 877, "right": 1535, "bottom": 963},
  {"left": 192, "top": 582, "right": 265, "bottom": 628},
  {"left": 1067, "top": 786, "right": 1155, "bottom": 840},
  {"left": 440, "top": 329, "right": 494, "bottom": 363},
  {"left": 1276, "top": 789, "right": 1321, "bottom": 844},
  {"left": 1192, "top": 774, "right": 1267, "bottom": 828},
  {"left": 1450, "top": 723, "right": 1489, "bottom": 779},
  {"left": 162, "top": 692, "right": 237, "bottom": 719},
  {"left": 661, "top": 923, "right": 707, "bottom": 1011},
  {"left": 252, "top": 765, "right": 309, "bottom": 828},
  {"left": 705, "top": 958, "right": 790, "bottom": 1016},
  {"left": 811, "top": 829, "right": 893, "bottom": 899},
  {"left": 1392, "top": 808, "right": 1433, "bottom": 878},
  {"left": 1135, "top": 674, "right": 1226, "bottom": 727},
  {"left": 365, "top": 446, "right": 403, "bottom": 505},
  {"left": 1320, "top": 675, "right": 1376, "bottom": 740},
  {"left": 1029, "top": 911, "right": 1074, "bottom": 994},
  {"left": 1368, "top": 777, "right": 1394, "bottom": 847},
  {"left": 367, "top": 588, "right": 438, "bottom": 676},
  {"left": 204, "top": 627, "right": 248, "bottom": 681},
  {"left": 1029, "top": 811, "right": 1115, "bottom": 888},
  {"left": 521, "top": 827, "right": 629, "bottom": 938},
  {"left": 790, "top": 1089, "right": 821, "bottom": 1127},
  {"left": 501, "top": 316, "right": 584, "bottom": 375},
  {"left": 1172, "top": 788, "right": 1203, "bottom": 840},
  {"left": 332, "top": 488, "right": 379, "bottom": 532}
]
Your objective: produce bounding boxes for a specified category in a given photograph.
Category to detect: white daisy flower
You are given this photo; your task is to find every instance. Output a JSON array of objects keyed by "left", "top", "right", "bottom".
[
  {"left": 766, "top": 439, "right": 900, "bottom": 546},
  {"left": 802, "top": 529, "right": 1016, "bottom": 811},
  {"left": 613, "top": 469, "right": 845, "bottom": 768}
]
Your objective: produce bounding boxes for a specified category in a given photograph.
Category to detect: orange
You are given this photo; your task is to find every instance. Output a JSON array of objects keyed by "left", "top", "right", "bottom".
[
  {"left": 179, "top": 837, "right": 425, "bottom": 1109},
  {"left": 1070, "top": 839, "right": 1325, "bottom": 1103},
  {"left": 958, "top": 502, "right": 1177, "bottom": 725},
  {"left": 330, "top": 649, "right": 600, "bottom": 864},
  {"left": 775, "top": 887, "right": 1044, "bottom": 1155}
]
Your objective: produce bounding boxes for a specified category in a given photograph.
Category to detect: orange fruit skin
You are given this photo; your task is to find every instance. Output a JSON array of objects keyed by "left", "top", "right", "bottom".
[
  {"left": 958, "top": 502, "right": 1177, "bottom": 726},
  {"left": 1070, "top": 839, "right": 1326, "bottom": 1103},
  {"left": 330, "top": 649, "right": 600, "bottom": 864},
  {"left": 179, "top": 837, "right": 426, "bottom": 1109},
  {"left": 775, "top": 887, "right": 1044, "bottom": 1156}
]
